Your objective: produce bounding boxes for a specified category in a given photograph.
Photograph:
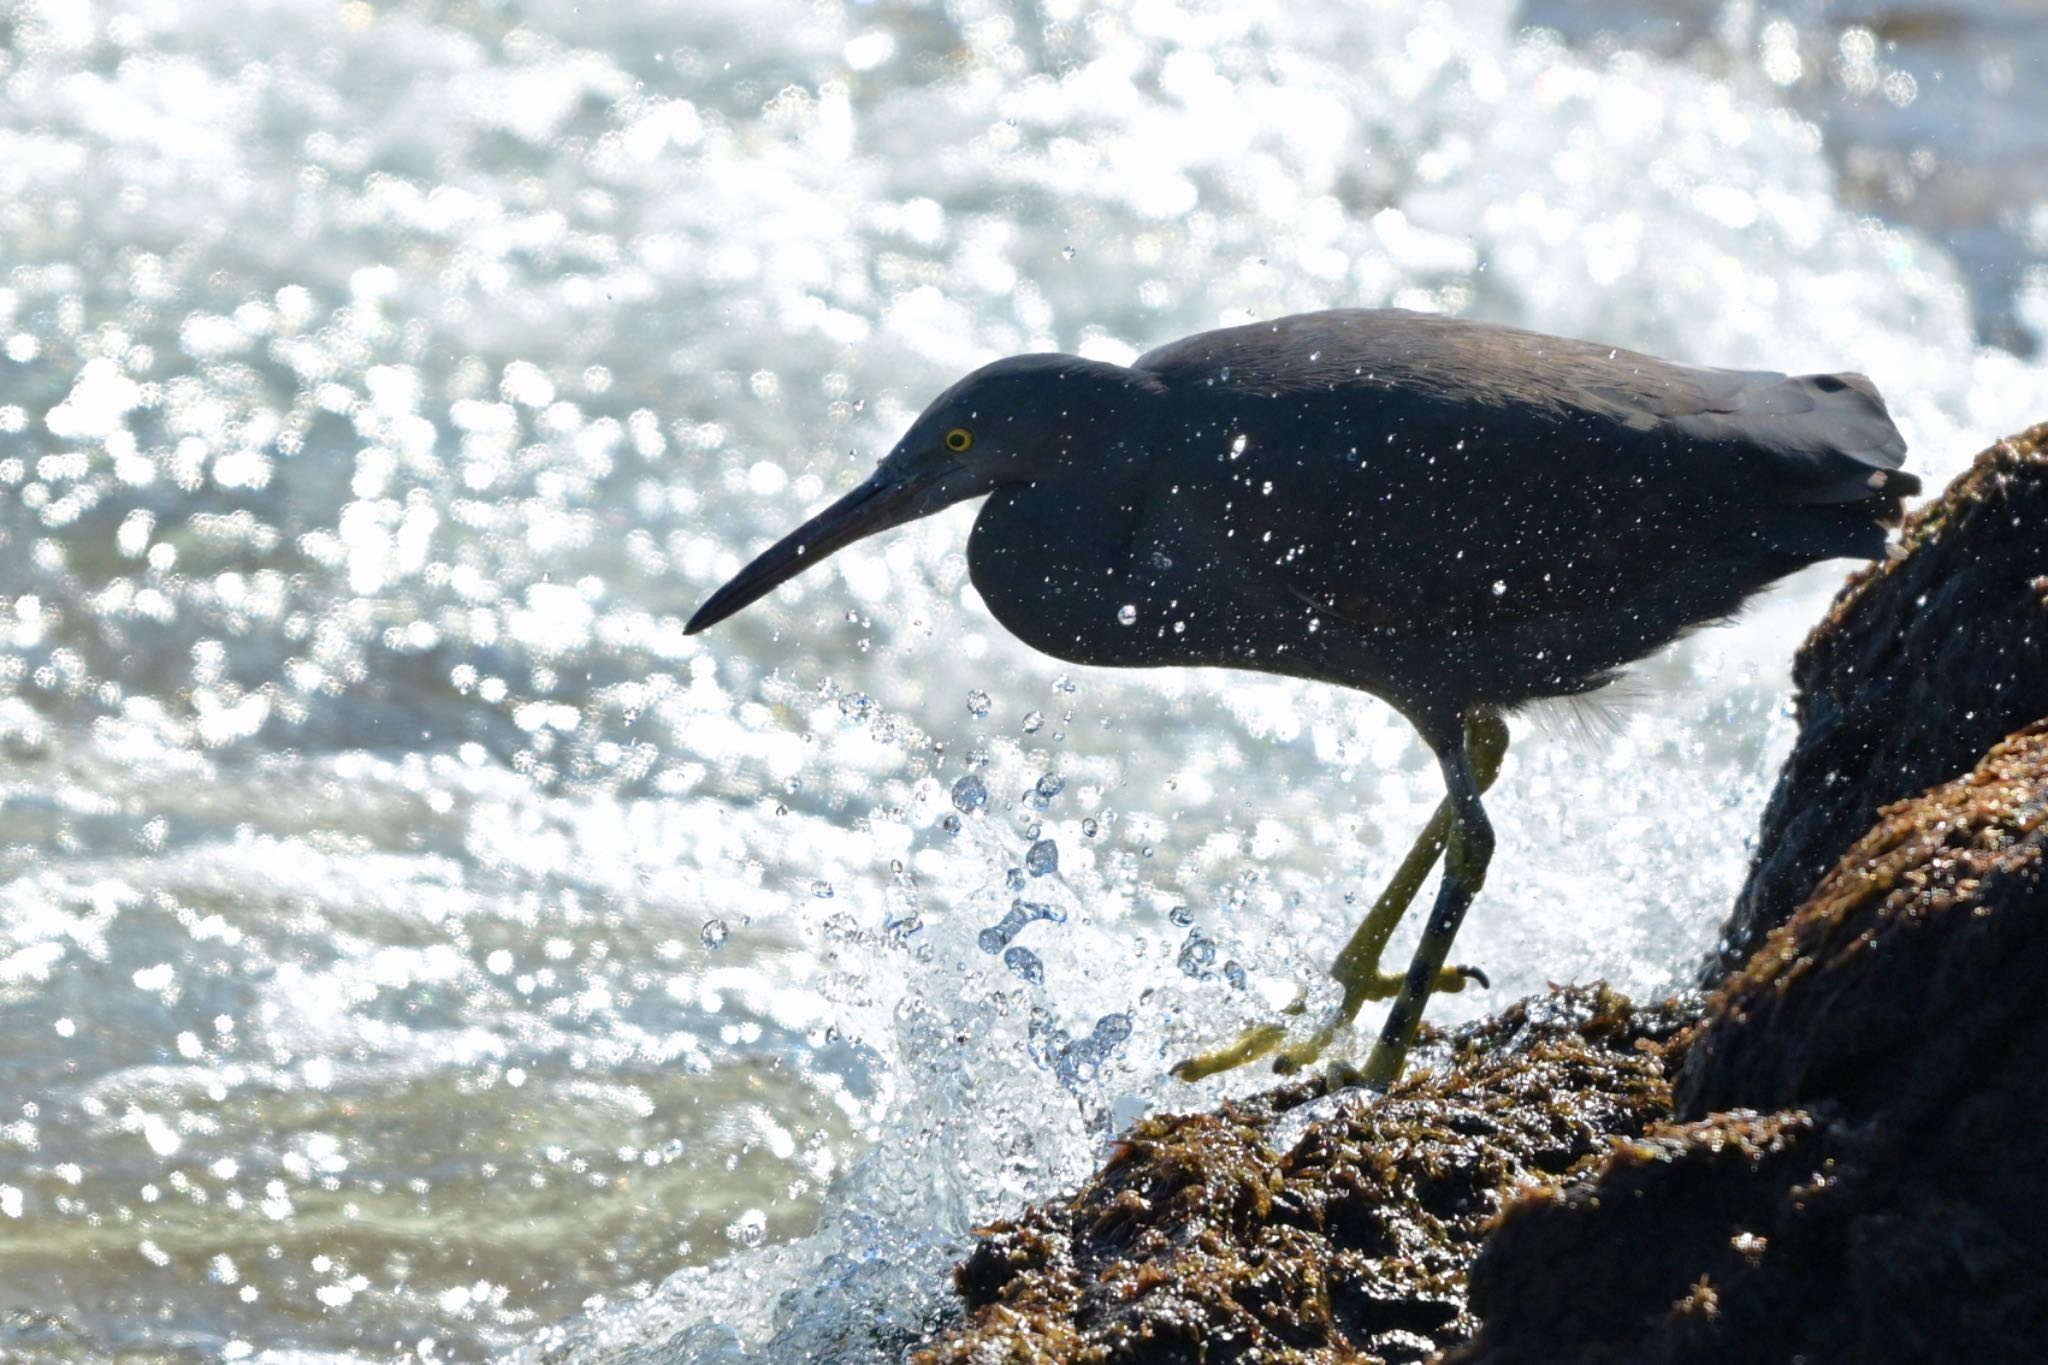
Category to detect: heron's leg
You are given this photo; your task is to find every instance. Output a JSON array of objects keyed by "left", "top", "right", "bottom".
[
  {"left": 1169, "top": 713, "right": 1507, "bottom": 1084},
  {"left": 1270, "top": 712, "right": 1508, "bottom": 1074},
  {"left": 1346, "top": 716, "right": 1502, "bottom": 1090}
]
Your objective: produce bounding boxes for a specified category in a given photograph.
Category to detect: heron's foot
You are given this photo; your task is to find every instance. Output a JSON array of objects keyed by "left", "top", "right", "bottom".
[
  {"left": 1170, "top": 963, "right": 1484, "bottom": 1083},
  {"left": 1271, "top": 962, "right": 1484, "bottom": 1076},
  {"left": 1337, "top": 961, "right": 1489, "bottom": 1002},
  {"left": 1320, "top": 1055, "right": 1379, "bottom": 1091},
  {"left": 1351, "top": 1034, "right": 1413, "bottom": 1091},
  {"left": 1169, "top": 1021, "right": 1289, "bottom": 1082}
]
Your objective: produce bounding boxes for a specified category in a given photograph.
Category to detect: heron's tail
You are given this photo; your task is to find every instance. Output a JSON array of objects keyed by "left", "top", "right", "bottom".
[{"left": 1675, "top": 368, "right": 1915, "bottom": 520}]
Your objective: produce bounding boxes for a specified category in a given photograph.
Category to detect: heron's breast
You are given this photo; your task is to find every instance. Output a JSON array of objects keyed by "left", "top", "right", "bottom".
[{"left": 966, "top": 485, "right": 1207, "bottom": 668}]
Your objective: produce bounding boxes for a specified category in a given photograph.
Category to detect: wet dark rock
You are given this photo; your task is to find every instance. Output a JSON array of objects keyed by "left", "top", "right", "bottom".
[
  {"left": 1455, "top": 723, "right": 2048, "bottom": 1365},
  {"left": 912, "top": 989, "right": 1685, "bottom": 1364},
  {"left": 1716, "top": 423, "right": 2048, "bottom": 977},
  {"left": 1684, "top": 721, "right": 2048, "bottom": 1119}
]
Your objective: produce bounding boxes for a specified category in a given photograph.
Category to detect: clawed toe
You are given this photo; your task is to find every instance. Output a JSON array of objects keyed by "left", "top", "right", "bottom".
[{"left": 1270, "top": 1040, "right": 1321, "bottom": 1075}]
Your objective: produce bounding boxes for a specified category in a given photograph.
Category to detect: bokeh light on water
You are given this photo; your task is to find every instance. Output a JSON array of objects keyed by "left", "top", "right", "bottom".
[{"left": 2, "top": 0, "right": 2046, "bottom": 1359}]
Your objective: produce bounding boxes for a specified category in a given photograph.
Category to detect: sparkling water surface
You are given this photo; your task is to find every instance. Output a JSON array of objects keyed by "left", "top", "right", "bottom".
[{"left": 2, "top": 0, "right": 2046, "bottom": 1360}]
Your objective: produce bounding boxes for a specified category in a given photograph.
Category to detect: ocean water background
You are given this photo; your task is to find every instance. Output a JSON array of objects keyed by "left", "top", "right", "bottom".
[{"left": 1, "top": 0, "right": 2044, "bottom": 1359}]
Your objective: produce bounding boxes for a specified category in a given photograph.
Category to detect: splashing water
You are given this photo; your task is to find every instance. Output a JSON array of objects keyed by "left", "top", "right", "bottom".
[{"left": 3, "top": 0, "right": 2048, "bottom": 1360}]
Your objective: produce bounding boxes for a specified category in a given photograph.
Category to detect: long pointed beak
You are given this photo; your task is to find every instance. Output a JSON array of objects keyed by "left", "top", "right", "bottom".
[{"left": 686, "top": 471, "right": 927, "bottom": 634}]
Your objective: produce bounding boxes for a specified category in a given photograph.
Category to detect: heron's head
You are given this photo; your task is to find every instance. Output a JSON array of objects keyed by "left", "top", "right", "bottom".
[{"left": 686, "top": 352, "right": 1152, "bottom": 634}]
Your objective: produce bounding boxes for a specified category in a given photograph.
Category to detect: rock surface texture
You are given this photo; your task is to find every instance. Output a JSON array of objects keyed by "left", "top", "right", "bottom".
[
  {"left": 1716, "top": 423, "right": 2048, "bottom": 975},
  {"left": 1454, "top": 722, "right": 2048, "bottom": 1365},
  {"left": 914, "top": 991, "right": 1685, "bottom": 1365},
  {"left": 912, "top": 426, "right": 2048, "bottom": 1364}
]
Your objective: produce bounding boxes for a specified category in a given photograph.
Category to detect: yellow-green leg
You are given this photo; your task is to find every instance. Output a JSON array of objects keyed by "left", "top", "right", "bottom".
[
  {"left": 1350, "top": 712, "right": 1505, "bottom": 1087},
  {"left": 1171, "top": 712, "right": 1509, "bottom": 1085}
]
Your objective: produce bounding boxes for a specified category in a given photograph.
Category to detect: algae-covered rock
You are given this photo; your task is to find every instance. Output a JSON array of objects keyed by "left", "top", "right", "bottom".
[
  {"left": 1717, "top": 424, "right": 2048, "bottom": 976},
  {"left": 1684, "top": 721, "right": 2048, "bottom": 1118},
  {"left": 1454, "top": 724, "right": 2048, "bottom": 1365},
  {"left": 913, "top": 989, "right": 1683, "bottom": 1364}
]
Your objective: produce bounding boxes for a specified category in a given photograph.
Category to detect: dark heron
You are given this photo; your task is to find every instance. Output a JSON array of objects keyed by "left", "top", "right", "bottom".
[{"left": 686, "top": 308, "right": 1915, "bottom": 1087}]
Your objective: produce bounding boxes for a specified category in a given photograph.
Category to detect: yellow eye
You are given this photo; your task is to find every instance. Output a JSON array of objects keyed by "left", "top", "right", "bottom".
[{"left": 944, "top": 427, "right": 974, "bottom": 453}]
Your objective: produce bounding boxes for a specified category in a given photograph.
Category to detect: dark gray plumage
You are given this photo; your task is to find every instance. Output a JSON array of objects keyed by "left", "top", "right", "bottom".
[{"left": 687, "top": 308, "right": 1915, "bottom": 1086}]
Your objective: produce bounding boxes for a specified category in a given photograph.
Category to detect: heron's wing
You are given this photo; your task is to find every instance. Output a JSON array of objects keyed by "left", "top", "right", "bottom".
[
  {"left": 1136, "top": 309, "right": 1911, "bottom": 633},
  {"left": 1139, "top": 308, "right": 1907, "bottom": 473}
]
